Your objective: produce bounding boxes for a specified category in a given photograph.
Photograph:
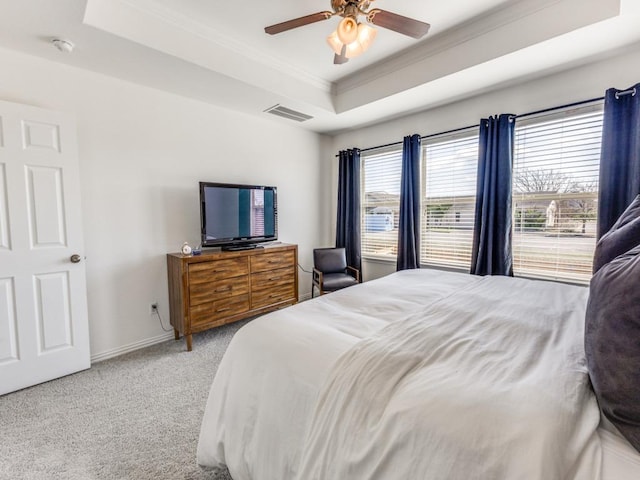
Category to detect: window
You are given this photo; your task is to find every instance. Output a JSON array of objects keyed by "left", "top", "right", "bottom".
[
  {"left": 361, "top": 146, "right": 402, "bottom": 259},
  {"left": 421, "top": 132, "right": 479, "bottom": 269},
  {"left": 512, "top": 103, "right": 603, "bottom": 284},
  {"left": 358, "top": 102, "right": 603, "bottom": 285}
]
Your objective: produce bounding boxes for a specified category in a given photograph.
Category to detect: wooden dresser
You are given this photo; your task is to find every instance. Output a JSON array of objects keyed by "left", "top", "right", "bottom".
[{"left": 167, "top": 243, "right": 298, "bottom": 351}]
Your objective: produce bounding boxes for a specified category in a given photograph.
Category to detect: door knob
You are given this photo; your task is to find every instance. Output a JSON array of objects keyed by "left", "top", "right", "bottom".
[{"left": 70, "top": 254, "right": 82, "bottom": 263}]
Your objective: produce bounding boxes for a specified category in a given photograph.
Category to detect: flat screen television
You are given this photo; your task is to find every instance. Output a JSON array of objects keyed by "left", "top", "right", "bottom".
[{"left": 199, "top": 182, "right": 278, "bottom": 250}]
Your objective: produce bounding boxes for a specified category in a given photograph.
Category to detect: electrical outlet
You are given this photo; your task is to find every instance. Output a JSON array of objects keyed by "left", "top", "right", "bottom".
[{"left": 150, "top": 302, "right": 158, "bottom": 315}]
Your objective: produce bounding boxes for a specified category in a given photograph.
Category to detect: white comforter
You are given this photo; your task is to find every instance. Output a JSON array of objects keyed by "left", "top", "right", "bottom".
[{"left": 197, "top": 270, "right": 602, "bottom": 480}]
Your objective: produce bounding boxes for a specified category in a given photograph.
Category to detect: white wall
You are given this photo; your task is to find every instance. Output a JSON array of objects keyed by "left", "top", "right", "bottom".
[
  {"left": 328, "top": 44, "right": 640, "bottom": 281},
  {"left": 0, "top": 47, "right": 331, "bottom": 360}
]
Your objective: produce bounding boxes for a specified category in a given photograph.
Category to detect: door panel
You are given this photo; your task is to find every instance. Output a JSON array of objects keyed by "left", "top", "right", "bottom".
[
  {"left": 35, "top": 272, "right": 72, "bottom": 352},
  {"left": 26, "top": 166, "right": 67, "bottom": 247},
  {"left": 0, "top": 163, "right": 9, "bottom": 250},
  {"left": 0, "top": 278, "right": 18, "bottom": 364},
  {"left": 22, "top": 121, "right": 61, "bottom": 152}
]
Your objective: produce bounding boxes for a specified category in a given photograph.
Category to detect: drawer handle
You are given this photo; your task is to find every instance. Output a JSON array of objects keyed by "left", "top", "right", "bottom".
[
  {"left": 215, "top": 286, "right": 232, "bottom": 293},
  {"left": 216, "top": 307, "right": 231, "bottom": 313},
  {"left": 269, "top": 276, "right": 281, "bottom": 281}
]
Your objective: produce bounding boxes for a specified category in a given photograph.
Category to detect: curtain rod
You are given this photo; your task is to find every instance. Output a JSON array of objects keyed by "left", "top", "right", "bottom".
[
  {"left": 334, "top": 124, "right": 481, "bottom": 157},
  {"left": 334, "top": 90, "right": 636, "bottom": 157},
  {"left": 514, "top": 95, "right": 604, "bottom": 120},
  {"left": 361, "top": 124, "right": 482, "bottom": 153}
]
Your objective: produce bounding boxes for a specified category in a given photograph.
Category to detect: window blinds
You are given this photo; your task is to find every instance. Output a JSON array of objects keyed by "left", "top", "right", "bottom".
[
  {"left": 421, "top": 132, "right": 479, "bottom": 269},
  {"left": 512, "top": 103, "right": 603, "bottom": 283},
  {"left": 361, "top": 146, "right": 403, "bottom": 259}
]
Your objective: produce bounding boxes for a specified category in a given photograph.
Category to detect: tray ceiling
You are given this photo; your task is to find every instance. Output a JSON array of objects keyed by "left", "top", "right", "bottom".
[{"left": 0, "top": 0, "right": 638, "bottom": 134}]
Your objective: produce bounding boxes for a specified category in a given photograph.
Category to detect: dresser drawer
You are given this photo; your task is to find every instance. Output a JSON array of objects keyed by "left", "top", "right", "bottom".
[
  {"left": 251, "top": 266, "right": 295, "bottom": 291},
  {"left": 250, "top": 250, "right": 295, "bottom": 273},
  {"left": 251, "top": 282, "right": 296, "bottom": 310},
  {"left": 189, "top": 275, "right": 249, "bottom": 306},
  {"left": 188, "top": 257, "right": 248, "bottom": 283},
  {"left": 190, "top": 294, "right": 250, "bottom": 327}
]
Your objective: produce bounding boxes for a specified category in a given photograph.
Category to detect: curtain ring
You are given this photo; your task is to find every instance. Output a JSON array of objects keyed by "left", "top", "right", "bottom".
[{"left": 615, "top": 87, "right": 637, "bottom": 100}]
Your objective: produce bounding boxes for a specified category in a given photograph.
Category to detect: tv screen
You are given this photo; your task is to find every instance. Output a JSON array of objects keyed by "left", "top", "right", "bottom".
[{"left": 200, "top": 182, "right": 277, "bottom": 249}]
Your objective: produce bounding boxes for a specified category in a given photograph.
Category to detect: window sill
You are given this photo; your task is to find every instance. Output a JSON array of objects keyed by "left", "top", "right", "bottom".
[{"left": 362, "top": 255, "right": 396, "bottom": 265}]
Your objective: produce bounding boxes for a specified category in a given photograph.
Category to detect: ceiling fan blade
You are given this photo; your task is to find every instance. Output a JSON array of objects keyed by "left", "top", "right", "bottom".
[
  {"left": 265, "top": 11, "right": 333, "bottom": 35},
  {"left": 368, "top": 9, "right": 431, "bottom": 39}
]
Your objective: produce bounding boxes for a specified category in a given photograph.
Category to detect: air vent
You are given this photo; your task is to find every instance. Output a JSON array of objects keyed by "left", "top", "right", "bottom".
[{"left": 264, "top": 104, "right": 313, "bottom": 122}]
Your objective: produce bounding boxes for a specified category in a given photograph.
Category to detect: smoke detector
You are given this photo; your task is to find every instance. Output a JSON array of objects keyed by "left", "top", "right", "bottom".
[{"left": 51, "top": 38, "right": 75, "bottom": 53}]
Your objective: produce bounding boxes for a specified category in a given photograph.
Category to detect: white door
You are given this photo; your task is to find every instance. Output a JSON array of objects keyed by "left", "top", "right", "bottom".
[{"left": 0, "top": 100, "right": 90, "bottom": 395}]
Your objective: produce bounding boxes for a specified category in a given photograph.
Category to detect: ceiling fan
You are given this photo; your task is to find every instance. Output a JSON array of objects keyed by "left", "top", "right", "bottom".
[{"left": 264, "top": 0, "right": 431, "bottom": 64}]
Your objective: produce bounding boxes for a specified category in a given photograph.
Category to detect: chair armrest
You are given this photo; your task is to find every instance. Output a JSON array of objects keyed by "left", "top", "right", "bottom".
[
  {"left": 346, "top": 266, "right": 360, "bottom": 283},
  {"left": 312, "top": 268, "right": 324, "bottom": 285}
]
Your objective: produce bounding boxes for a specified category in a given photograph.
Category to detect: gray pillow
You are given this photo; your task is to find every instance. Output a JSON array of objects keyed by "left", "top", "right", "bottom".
[
  {"left": 585, "top": 243, "right": 640, "bottom": 452},
  {"left": 593, "top": 195, "right": 640, "bottom": 273}
]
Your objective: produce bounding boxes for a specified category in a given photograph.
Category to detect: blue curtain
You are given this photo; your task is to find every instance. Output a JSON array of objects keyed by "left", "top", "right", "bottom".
[
  {"left": 471, "top": 114, "right": 515, "bottom": 276},
  {"left": 397, "top": 134, "right": 421, "bottom": 270},
  {"left": 336, "top": 148, "right": 362, "bottom": 276},
  {"left": 597, "top": 83, "right": 640, "bottom": 238}
]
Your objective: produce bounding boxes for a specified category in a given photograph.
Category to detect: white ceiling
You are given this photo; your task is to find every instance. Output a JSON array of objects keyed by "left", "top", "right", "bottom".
[{"left": 1, "top": 0, "right": 639, "bottom": 135}]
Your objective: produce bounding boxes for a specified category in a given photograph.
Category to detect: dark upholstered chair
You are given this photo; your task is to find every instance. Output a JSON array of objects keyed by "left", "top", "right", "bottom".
[{"left": 312, "top": 247, "right": 360, "bottom": 298}]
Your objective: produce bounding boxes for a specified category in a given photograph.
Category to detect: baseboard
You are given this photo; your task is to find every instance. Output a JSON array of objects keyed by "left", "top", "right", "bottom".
[
  {"left": 92, "top": 296, "right": 312, "bottom": 363},
  {"left": 91, "top": 331, "right": 175, "bottom": 363}
]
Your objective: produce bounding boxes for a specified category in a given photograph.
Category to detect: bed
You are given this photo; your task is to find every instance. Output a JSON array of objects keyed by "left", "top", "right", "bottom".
[{"left": 196, "top": 268, "right": 640, "bottom": 479}]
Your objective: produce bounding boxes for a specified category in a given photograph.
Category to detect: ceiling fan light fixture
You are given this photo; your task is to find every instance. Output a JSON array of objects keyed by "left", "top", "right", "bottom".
[
  {"left": 326, "top": 31, "right": 344, "bottom": 56},
  {"left": 356, "top": 23, "right": 377, "bottom": 51},
  {"left": 345, "top": 42, "right": 364, "bottom": 58},
  {"left": 265, "top": 1, "right": 430, "bottom": 65},
  {"left": 337, "top": 16, "right": 358, "bottom": 44},
  {"left": 327, "top": 23, "right": 377, "bottom": 59}
]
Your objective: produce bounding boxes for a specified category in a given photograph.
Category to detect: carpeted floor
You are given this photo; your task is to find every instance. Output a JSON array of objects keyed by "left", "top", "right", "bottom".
[{"left": 0, "top": 321, "right": 247, "bottom": 480}]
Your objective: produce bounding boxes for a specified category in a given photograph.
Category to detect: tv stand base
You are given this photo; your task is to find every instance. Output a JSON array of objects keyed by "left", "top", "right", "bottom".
[{"left": 222, "top": 244, "right": 263, "bottom": 251}]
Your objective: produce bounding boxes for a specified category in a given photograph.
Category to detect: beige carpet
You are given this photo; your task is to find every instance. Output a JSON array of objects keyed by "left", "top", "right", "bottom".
[{"left": 0, "top": 321, "right": 247, "bottom": 480}]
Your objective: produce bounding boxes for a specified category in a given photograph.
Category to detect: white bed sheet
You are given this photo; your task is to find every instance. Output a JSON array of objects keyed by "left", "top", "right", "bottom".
[
  {"left": 197, "top": 269, "right": 640, "bottom": 480},
  {"left": 296, "top": 274, "right": 600, "bottom": 479},
  {"left": 599, "top": 416, "right": 640, "bottom": 479}
]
